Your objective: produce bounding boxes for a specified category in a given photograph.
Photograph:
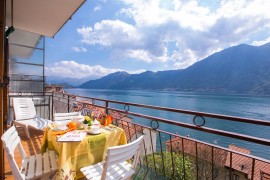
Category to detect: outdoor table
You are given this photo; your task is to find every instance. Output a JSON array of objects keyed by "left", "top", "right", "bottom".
[{"left": 41, "top": 124, "right": 127, "bottom": 180}]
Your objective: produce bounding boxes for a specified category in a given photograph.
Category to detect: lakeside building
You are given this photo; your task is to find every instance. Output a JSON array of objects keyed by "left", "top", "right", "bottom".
[
  {"left": 45, "top": 84, "right": 65, "bottom": 93},
  {"left": 165, "top": 137, "right": 270, "bottom": 180}
]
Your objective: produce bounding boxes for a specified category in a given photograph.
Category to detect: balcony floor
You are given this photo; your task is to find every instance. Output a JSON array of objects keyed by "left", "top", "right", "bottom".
[{"left": 4, "top": 126, "right": 44, "bottom": 180}]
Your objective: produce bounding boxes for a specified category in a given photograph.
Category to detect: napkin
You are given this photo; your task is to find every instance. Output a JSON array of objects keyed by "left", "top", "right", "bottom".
[{"left": 52, "top": 128, "right": 75, "bottom": 136}]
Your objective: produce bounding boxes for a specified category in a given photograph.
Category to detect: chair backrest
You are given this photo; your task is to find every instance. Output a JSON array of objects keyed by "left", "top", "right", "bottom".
[
  {"left": 13, "top": 98, "right": 36, "bottom": 121},
  {"left": 53, "top": 112, "right": 83, "bottom": 122},
  {"left": 1, "top": 126, "right": 27, "bottom": 180},
  {"left": 102, "top": 136, "right": 144, "bottom": 179}
]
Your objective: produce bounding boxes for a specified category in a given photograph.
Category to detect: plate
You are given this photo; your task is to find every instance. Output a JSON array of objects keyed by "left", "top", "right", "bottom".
[
  {"left": 87, "top": 130, "right": 101, "bottom": 135},
  {"left": 53, "top": 125, "right": 68, "bottom": 131}
]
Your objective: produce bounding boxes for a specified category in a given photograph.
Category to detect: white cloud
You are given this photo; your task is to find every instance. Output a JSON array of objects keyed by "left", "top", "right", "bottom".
[
  {"left": 45, "top": 61, "right": 145, "bottom": 79},
  {"left": 77, "top": 0, "right": 270, "bottom": 68},
  {"left": 72, "top": 47, "right": 87, "bottom": 52},
  {"left": 252, "top": 37, "right": 270, "bottom": 46},
  {"left": 77, "top": 19, "right": 170, "bottom": 62},
  {"left": 94, "top": 6, "right": 101, "bottom": 12},
  {"left": 77, "top": 27, "right": 93, "bottom": 39},
  {"left": 78, "top": 20, "right": 139, "bottom": 46},
  {"left": 172, "top": 49, "right": 197, "bottom": 69}
]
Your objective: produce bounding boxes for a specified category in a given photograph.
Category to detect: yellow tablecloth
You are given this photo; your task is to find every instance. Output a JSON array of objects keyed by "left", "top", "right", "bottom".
[{"left": 41, "top": 124, "right": 127, "bottom": 180}]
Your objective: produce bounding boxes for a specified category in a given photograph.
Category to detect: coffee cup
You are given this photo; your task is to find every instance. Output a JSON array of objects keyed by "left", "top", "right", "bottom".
[{"left": 91, "top": 126, "right": 101, "bottom": 134}]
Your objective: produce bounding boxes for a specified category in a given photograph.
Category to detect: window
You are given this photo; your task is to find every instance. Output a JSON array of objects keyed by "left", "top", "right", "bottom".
[
  {"left": 233, "top": 174, "right": 239, "bottom": 180},
  {"left": 225, "top": 171, "right": 230, "bottom": 180},
  {"left": 225, "top": 171, "right": 239, "bottom": 180},
  {"left": 213, "top": 168, "right": 219, "bottom": 178}
]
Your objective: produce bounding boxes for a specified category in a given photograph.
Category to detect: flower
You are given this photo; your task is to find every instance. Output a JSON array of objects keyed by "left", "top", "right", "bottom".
[{"left": 83, "top": 116, "right": 90, "bottom": 124}]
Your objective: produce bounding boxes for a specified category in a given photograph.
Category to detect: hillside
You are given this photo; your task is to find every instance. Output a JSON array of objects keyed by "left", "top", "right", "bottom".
[
  {"left": 46, "top": 76, "right": 91, "bottom": 87},
  {"left": 79, "top": 43, "right": 270, "bottom": 94}
]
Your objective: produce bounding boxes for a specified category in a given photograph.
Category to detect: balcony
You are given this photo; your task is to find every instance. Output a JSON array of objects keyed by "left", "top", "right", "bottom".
[
  {"left": 4, "top": 92, "right": 270, "bottom": 180},
  {"left": 2, "top": 1, "right": 270, "bottom": 179}
]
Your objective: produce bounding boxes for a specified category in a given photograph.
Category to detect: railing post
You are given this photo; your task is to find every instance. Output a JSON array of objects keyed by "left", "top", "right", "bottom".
[
  {"left": 169, "top": 135, "right": 175, "bottom": 178},
  {"left": 211, "top": 147, "right": 214, "bottom": 180},
  {"left": 158, "top": 132, "right": 165, "bottom": 177},
  {"left": 251, "top": 158, "right": 255, "bottom": 180},
  {"left": 149, "top": 130, "right": 157, "bottom": 174},
  {"left": 229, "top": 152, "right": 232, "bottom": 180},
  {"left": 181, "top": 138, "right": 186, "bottom": 180},
  {"left": 105, "top": 101, "right": 108, "bottom": 114},
  {"left": 195, "top": 142, "right": 198, "bottom": 179},
  {"left": 67, "top": 94, "right": 70, "bottom": 113},
  {"left": 48, "top": 95, "right": 51, "bottom": 120},
  {"left": 51, "top": 92, "right": 54, "bottom": 119}
]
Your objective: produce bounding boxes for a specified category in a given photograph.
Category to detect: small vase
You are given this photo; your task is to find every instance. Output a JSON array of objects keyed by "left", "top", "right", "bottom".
[
  {"left": 83, "top": 124, "right": 88, "bottom": 130},
  {"left": 98, "top": 118, "right": 106, "bottom": 125}
]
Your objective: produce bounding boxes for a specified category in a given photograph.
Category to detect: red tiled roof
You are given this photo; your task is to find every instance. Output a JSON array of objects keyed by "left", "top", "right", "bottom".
[
  {"left": 225, "top": 145, "right": 251, "bottom": 176},
  {"left": 117, "top": 120, "right": 142, "bottom": 140},
  {"left": 165, "top": 137, "right": 227, "bottom": 166},
  {"left": 165, "top": 138, "right": 270, "bottom": 180},
  {"left": 109, "top": 110, "right": 140, "bottom": 140},
  {"left": 261, "top": 171, "right": 270, "bottom": 179},
  {"left": 109, "top": 111, "right": 130, "bottom": 120},
  {"left": 225, "top": 145, "right": 270, "bottom": 180}
]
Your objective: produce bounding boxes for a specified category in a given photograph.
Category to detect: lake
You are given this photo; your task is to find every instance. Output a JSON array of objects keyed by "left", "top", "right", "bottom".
[{"left": 66, "top": 88, "right": 270, "bottom": 159}]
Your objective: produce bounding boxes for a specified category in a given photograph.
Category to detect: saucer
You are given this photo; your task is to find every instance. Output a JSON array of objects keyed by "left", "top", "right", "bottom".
[
  {"left": 87, "top": 130, "right": 101, "bottom": 135},
  {"left": 53, "top": 124, "right": 68, "bottom": 131}
]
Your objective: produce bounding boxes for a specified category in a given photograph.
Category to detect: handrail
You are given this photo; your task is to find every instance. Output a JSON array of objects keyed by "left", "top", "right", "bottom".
[
  {"left": 107, "top": 107, "right": 270, "bottom": 146},
  {"left": 53, "top": 92, "right": 270, "bottom": 126},
  {"left": 121, "top": 119, "right": 270, "bottom": 165},
  {"left": 52, "top": 92, "right": 270, "bottom": 147}
]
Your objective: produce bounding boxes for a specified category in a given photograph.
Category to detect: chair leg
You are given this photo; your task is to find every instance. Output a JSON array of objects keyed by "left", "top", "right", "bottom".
[
  {"left": 48, "top": 170, "right": 57, "bottom": 180},
  {"left": 24, "top": 126, "right": 30, "bottom": 138},
  {"left": 41, "top": 172, "right": 56, "bottom": 180}
]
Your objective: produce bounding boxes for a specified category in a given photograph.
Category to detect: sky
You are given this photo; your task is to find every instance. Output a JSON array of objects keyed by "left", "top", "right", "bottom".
[{"left": 45, "top": 0, "right": 270, "bottom": 80}]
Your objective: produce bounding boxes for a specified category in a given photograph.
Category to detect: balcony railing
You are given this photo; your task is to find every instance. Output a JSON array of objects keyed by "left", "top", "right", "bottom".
[{"left": 8, "top": 92, "right": 270, "bottom": 180}]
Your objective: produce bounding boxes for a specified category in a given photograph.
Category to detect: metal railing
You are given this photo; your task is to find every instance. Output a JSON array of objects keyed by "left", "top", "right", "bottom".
[
  {"left": 7, "top": 92, "right": 270, "bottom": 179},
  {"left": 50, "top": 92, "right": 270, "bottom": 180}
]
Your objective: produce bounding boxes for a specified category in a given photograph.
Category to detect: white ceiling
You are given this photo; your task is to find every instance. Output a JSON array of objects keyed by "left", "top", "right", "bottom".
[{"left": 6, "top": 0, "right": 86, "bottom": 37}]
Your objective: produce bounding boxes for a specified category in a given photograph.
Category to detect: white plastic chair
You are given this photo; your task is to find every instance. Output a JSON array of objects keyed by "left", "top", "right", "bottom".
[
  {"left": 1, "top": 126, "right": 58, "bottom": 180},
  {"left": 80, "top": 136, "right": 144, "bottom": 180},
  {"left": 53, "top": 112, "right": 84, "bottom": 122},
  {"left": 13, "top": 98, "right": 52, "bottom": 138}
]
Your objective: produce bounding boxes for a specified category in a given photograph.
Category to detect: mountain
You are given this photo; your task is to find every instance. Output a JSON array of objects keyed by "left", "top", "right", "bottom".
[
  {"left": 174, "top": 43, "right": 270, "bottom": 93},
  {"left": 80, "top": 71, "right": 130, "bottom": 89},
  {"left": 79, "top": 43, "right": 270, "bottom": 94},
  {"left": 46, "top": 76, "right": 89, "bottom": 87}
]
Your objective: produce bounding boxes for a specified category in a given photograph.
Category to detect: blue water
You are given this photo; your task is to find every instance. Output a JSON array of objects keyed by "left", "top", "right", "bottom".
[{"left": 66, "top": 88, "right": 270, "bottom": 159}]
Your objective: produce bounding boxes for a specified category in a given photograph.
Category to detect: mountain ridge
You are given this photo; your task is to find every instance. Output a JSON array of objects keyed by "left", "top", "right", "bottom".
[{"left": 79, "top": 43, "right": 270, "bottom": 94}]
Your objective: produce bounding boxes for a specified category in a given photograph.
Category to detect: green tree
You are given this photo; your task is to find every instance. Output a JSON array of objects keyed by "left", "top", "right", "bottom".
[{"left": 145, "top": 152, "right": 193, "bottom": 180}]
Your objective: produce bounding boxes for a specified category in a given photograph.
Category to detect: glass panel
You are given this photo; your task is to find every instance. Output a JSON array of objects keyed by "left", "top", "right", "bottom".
[
  {"left": 36, "top": 36, "right": 44, "bottom": 49},
  {"left": 9, "top": 81, "right": 43, "bottom": 93},
  {"left": 10, "top": 74, "right": 43, "bottom": 81},
  {"left": 9, "top": 44, "right": 43, "bottom": 64},
  {"left": 8, "top": 29, "right": 44, "bottom": 49},
  {"left": 9, "top": 63, "right": 43, "bottom": 76},
  {"left": 8, "top": 29, "right": 45, "bottom": 93}
]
